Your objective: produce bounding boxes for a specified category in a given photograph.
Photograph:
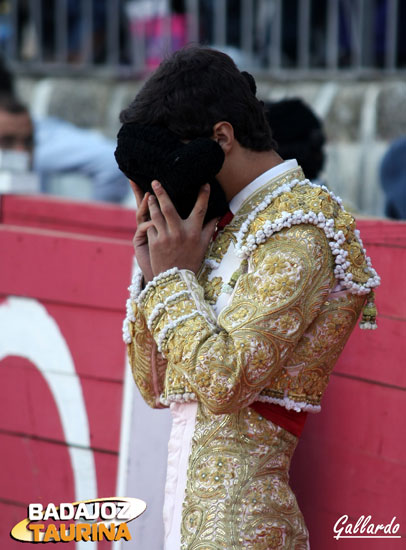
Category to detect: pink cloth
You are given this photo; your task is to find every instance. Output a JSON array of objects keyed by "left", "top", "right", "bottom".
[{"left": 163, "top": 402, "right": 197, "bottom": 550}]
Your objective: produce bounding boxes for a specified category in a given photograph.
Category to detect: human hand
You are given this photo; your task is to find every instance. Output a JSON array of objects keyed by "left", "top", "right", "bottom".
[
  {"left": 147, "top": 180, "right": 218, "bottom": 277},
  {"left": 130, "top": 181, "right": 154, "bottom": 283}
]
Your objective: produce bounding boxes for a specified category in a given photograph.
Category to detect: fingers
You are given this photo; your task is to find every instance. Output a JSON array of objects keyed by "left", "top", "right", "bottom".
[
  {"left": 136, "top": 192, "right": 151, "bottom": 226},
  {"left": 147, "top": 224, "right": 158, "bottom": 242},
  {"left": 129, "top": 180, "right": 144, "bottom": 208},
  {"left": 189, "top": 183, "right": 210, "bottom": 225},
  {"left": 151, "top": 180, "right": 180, "bottom": 229},
  {"left": 148, "top": 193, "right": 166, "bottom": 234},
  {"left": 133, "top": 220, "right": 155, "bottom": 246}
]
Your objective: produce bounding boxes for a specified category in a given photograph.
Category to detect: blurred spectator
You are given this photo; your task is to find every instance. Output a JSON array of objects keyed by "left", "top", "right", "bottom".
[
  {"left": 0, "top": 94, "right": 34, "bottom": 171},
  {"left": 264, "top": 98, "right": 326, "bottom": 183},
  {"left": 380, "top": 137, "right": 406, "bottom": 220},
  {"left": 34, "top": 117, "right": 129, "bottom": 202},
  {"left": 126, "top": 0, "right": 188, "bottom": 71},
  {"left": 0, "top": 93, "right": 39, "bottom": 194},
  {"left": 0, "top": 55, "right": 128, "bottom": 202}
]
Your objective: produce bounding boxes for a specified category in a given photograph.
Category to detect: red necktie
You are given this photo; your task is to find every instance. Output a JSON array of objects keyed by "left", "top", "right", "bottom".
[{"left": 212, "top": 209, "right": 234, "bottom": 240}]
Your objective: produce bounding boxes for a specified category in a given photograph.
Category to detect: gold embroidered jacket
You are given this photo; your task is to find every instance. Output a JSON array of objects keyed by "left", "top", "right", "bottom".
[{"left": 123, "top": 165, "right": 379, "bottom": 414}]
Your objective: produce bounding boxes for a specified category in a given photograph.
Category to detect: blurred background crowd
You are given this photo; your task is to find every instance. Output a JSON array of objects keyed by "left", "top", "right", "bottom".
[{"left": 0, "top": 0, "right": 405, "bottom": 218}]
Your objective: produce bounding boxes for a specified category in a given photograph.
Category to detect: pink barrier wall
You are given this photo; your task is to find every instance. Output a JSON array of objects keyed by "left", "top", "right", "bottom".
[
  {"left": 1, "top": 195, "right": 405, "bottom": 549},
  {"left": 0, "top": 195, "right": 135, "bottom": 549}
]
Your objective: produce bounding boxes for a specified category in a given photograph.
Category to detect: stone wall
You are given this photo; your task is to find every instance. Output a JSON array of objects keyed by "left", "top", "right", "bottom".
[{"left": 16, "top": 76, "right": 406, "bottom": 216}]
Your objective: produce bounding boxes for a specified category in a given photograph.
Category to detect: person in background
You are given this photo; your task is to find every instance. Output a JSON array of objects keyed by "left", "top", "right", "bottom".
[
  {"left": 264, "top": 98, "right": 326, "bottom": 184},
  {"left": 34, "top": 116, "right": 129, "bottom": 202},
  {"left": 0, "top": 55, "right": 128, "bottom": 203},
  {"left": 0, "top": 94, "right": 34, "bottom": 162},
  {"left": 380, "top": 136, "right": 406, "bottom": 220},
  {"left": 0, "top": 93, "right": 39, "bottom": 194}
]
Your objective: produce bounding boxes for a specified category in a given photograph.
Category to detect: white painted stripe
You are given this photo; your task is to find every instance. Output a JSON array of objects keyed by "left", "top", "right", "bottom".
[
  {"left": 0, "top": 296, "right": 98, "bottom": 550},
  {"left": 114, "top": 354, "right": 135, "bottom": 550}
]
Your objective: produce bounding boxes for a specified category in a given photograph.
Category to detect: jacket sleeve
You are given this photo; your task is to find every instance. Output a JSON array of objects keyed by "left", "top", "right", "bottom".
[
  {"left": 137, "top": 224, "right": 334, "bottom": 414},
  {"left": 123, "top": 264, "right": 168, "bottom": 408}
]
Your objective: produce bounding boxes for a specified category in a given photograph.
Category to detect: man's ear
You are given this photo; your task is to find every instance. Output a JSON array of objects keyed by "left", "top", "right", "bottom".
[{"left": 212, "top": 121, "right": 234, "bottom": 154}]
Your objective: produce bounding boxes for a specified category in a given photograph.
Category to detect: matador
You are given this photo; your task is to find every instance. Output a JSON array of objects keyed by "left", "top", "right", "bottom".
[{"left": 115, "top": 46, "right": 379, "bottom": 550}]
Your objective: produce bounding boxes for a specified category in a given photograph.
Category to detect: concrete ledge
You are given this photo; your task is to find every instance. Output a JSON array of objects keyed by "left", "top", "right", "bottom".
[{"left": 15, "top": 76, "right": 406, "bottom": 216}]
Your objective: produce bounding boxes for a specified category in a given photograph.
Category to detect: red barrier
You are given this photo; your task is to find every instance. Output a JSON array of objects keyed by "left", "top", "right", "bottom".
[
  {"left": 1, "top": 195, "right": 405, "bottom": 549},
  {"left": 0, "top": 195, "right": 134, "bottom": 549}
]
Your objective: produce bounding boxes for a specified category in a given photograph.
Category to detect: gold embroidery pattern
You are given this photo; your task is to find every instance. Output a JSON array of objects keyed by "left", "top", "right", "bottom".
[
  {"left": 143, "top": 224, "right": 333, "bottom": 415},
  {"left": 205, "top": 275, "right": 224, "bottom": 304},
  {"left": 196, "top": 168, "right": 308, "bottom": 306},
  {"left": 260, "top": 291, "right": 365, "bottom": 405},
  {"left": 197, "top": 264, "right": 213, "bottom": 301},
  {"left": 127, "top": 302, "right": 167, "bottom": 408},
  {"left": 141, "top": 277, "right": 189, "bottom": 321},
  {"left": 127, "top": 168, "right": 371, "bottom": 412},
  {"left": 181, "top": 404, "right": 309, "bottom": 549},
  {"left": 207, "top": 227, "right": 237, "bottom": 264},
  {"left": 245, "top": 183, "right": 374, "bottom": 289},
  {"left": 234, "top": 167, "right": 306, "bottom": 222}
]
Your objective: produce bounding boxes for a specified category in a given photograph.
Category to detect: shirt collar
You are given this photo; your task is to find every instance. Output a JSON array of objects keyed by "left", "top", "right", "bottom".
[{"left": 229, "top": 159, "right": 298, "bottom": 215}]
